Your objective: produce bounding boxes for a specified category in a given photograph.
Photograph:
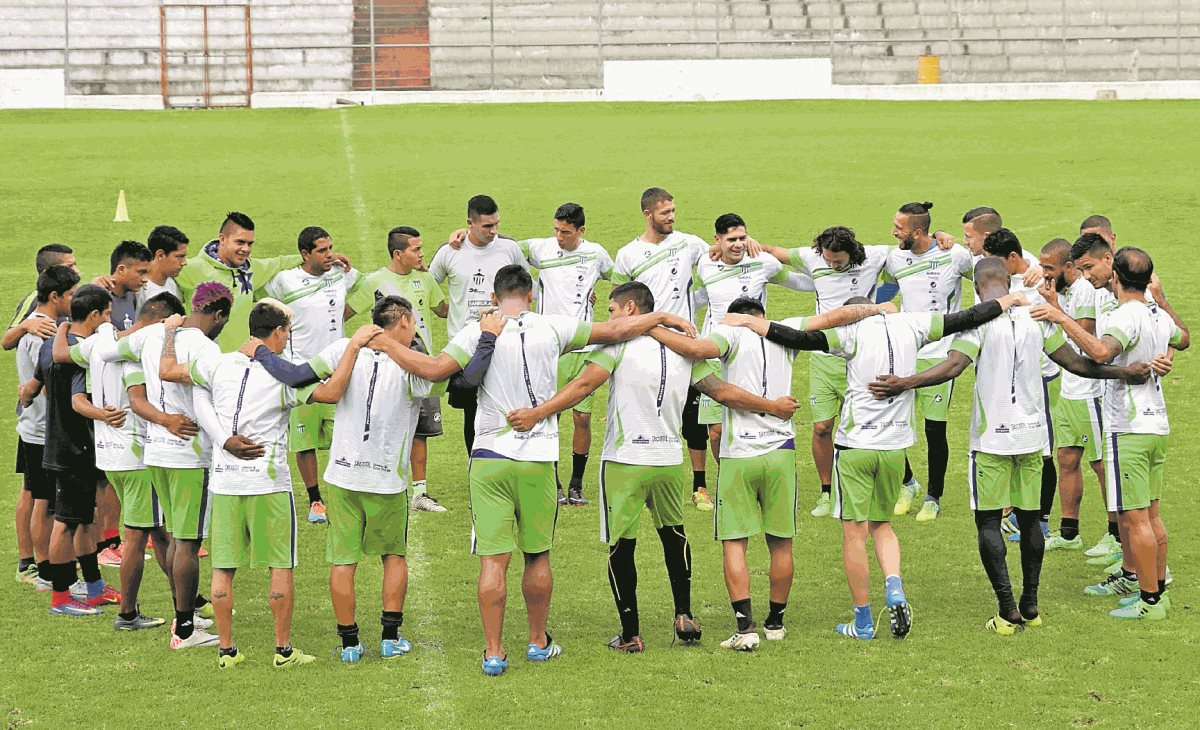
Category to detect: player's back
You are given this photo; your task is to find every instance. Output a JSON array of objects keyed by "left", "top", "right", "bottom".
[
  {"left": 962, "top": 308, "right": 1052, "bottom": 455},
  {"left": 598, "top": 334, "right": 695, "bottom": 465},
  {"left": 140, "top": 325, "right": 216, "bottom": 468},
  {"left": 15, "top": 313, "right": 51, "bottom": 445},
  {"left": 709, "top": 318, "right": 802, "bottom": 457},
  {"left": 1104, "top": 301, "right": 1175, "bottom": 435}
]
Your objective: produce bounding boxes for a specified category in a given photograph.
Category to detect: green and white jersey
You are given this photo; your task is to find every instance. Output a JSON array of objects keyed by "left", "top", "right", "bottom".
[
  {"left": 787, "top": 245, "right": 889, "bottom": 368},
  {"left": 136, "top": 278, "right": 180, "bottom": 310},
  {"left": 1102, "top": 300, "right": 1181, "bottom": 436},
  {"left": 263, "top": 266, "right": 361, "bottom": 365},
  {"left": 824, "top": 312, "right": 946, "bottom": 450},
  {"left": 587, "top": 336, "right": 716, "bottom": 466},
  {"left": 444, "top": 311, "right": 592, "bottom": 462},
  {"left": 969, "top": 250, "right": 1040, "bottom": 305},
  {"left": 346, "top": 267, "right": 445, "bottom": 353},
  {"left": 1009, "top": 274, "right": 1060, "bottom": 379},
  {"left": 69, "top": 323, "right": 142, "bottom": 472},
  {"left": 428, "top": 237, "right": 527, "bottom": 338},
  {"left": 883, "top": 244, "right": 974, "bottom": 359},
  {"left": 311, "top": 338, "right": 447, "bottom": 494},
  {"left": 950, "top": 308, "right": 1068, "bottom": 455},
  {"left": 612, "top": 232, "right": 708, "bottom": 320},
  {"left": 15, "top": 312, "right": 51, "bottom": 445},
  {"left": 521, "top": 237, "right": 614, "bottom": 321},
  {"left": 189, "top": 351, "right": 315, "bottom": 495},
  {"left": 707, "top": 316, "right": 806, "bottom": 458},
  {"left": 695, "top": 253, "right": 804, "bottom": 335},
  {"left": 1058, "top": 276, "right": 1101, "bottom": 400}
]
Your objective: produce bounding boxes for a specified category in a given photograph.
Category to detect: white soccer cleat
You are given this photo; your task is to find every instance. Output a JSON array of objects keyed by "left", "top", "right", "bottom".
[
  {"left": 719, "top": 631, "right": 760, "bottom": 652},
  {"left": 411, "top": 494, "right": 448, "bottom": 513},
  {"left": 170, "top": 627, "right": 221, "bottom": 650},
  {"left": 763, "top": 626, "right": 787, "bottom": 641}
]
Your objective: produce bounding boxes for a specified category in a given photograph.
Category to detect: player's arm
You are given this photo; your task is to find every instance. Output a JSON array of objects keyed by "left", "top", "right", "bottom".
[
  {"left": 1048, "top": 344, "right": 1153, "bottom": 385},
  {"left": 733, "top": 319, "right": 829, "bottom": 352},
  {"left": 449, "top": 329, "right": 499, "bottom": 390},
  {"left": 1148, "top": 275, "right": 1190, "bottom": 351},
  {"left": 942, "top": 293, "right": 1027, "bottom": 337},
  {"left": 693, "top": 373, "right": 800, "bottom": 421},
  {"left": 506, "top": 363, "right": 609, "bottom": 432},
  {"left": 158, "top": 322, "right": 194, "bottom": 384},
  {"left": 3, "top": 315, "right": 56, "bottom": 351},
  {"left": 648, "top": 327, "right": 721, "bottom": 360},
  {"left": 1029, "top": 305, "right": 1121, "bottom": 362},
  {"left": 867, "top": 351, "right": 972, "bottom": 400},
  {"left": 309, "top": 325, "right": 382, "bottom": 404},
  {"left": 589, "top": 312, "right": 696, "bottom": 345},
  {"left": 71, "top": 367, "right": 126, "bottom": 428},
  {"left": 805, "top": 302, "right": 895, "bottom": 331},
  {"left": 51, "top": 322, "right": 73, "bottom": 363},
  {"left": 127, "top": 383, "right": 198, "bottom": 439},
  {"left": 432, "top": 300, "right": 449, "bottom": 318},
  {"left": 247, "top": 337, "right": 321, "bottom": 388},
  {"left": 777, "top": 269, "right": 816, "bottom": 292}
]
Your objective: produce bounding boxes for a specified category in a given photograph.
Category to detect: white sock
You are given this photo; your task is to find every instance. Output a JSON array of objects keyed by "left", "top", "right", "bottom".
[{"left": 411, "top": 480, "right": 427, "bottom": 498}]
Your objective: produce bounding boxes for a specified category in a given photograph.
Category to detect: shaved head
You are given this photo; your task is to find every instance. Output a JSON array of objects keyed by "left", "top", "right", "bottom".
[
  {"left": 1041, "top": 238, "right": 1072, "bottom": 267},
  {"left": 973, "top": 257, "right": 1010, "bottom": 290},
  {"left": 1080, "top": 215, "right": 1112, "bottom": 233},
  {"left": 963, "top": 206, "right": 1001, "bottom": 225}
]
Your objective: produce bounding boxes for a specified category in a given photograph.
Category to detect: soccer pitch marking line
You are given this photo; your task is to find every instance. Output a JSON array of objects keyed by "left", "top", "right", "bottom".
[
  {"left": 407, "top": 518, "right": 455, "bottom": 721},
  {"left": 338, "top": 108, "right": 371, "bottom": 254}
]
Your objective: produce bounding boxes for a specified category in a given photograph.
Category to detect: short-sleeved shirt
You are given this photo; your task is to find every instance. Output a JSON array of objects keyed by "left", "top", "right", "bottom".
[
  {"left": 788, "top": 245, "right": 890, "bottom": 314},
  {"left": 1009, "top": 274, "right": 1060, "bottom": 379},
  {"left": 1058, "top": 276, "right": 1101, "bottom": 400},
  {"left": 707, "top": 316, "right": 807, "bottom": 458},
  {"left": 346, "top": 267, "right": 445, "bottom": 353},
  {"left": 35, "top": 332, "right": 92, "bottom": 472},
  {"left": 1102, "top": 300, "right": 1181, "bottom": 436},
  {"left": 587, "top": 336, "right": 716, "bottom": 466},
  {"left": 428, "top": 237, "right": 526, "bottom": 339},
  {"left": 110, "top": 291, "right": 138, "bottom": 331},
  {"left": 443, "top": 311, "right": 592, "bottom": 461},
  {"left": 612, "top": 232, "right": 708, "bottom": 320},
  {"left": 883, "top": 243, "right": 974, "bottom": 359},
  {"left": 695, "top": 253, "right": 791, "bottom": 336},
  {"left": 311, "top": 339, "right": 447, "bottom": 494},
  {"left": 823, "top": 312, "right": 945, "bottom": 450},
  {"left": 189, "top": 351, "right": 315, "bottom": 495},
  {"left": 70, "top": 323, "right": 143, "bottom": 472},
  {"left": 263, "top": 266, "right": 361, "bottom": 364},
  {"left": 950, "top": 309, "right": 1068, "bottom": 455},
  {"left": 15, "top": 312, "right": 51, "bottom": 445},
  {"left": 8, "top": 290, "right": 38, "bottom": 329},
  {"left": 137, "top": 278, "right": 180, "bottom": 310},
  {"left": 522, "top": 237, "right": 614, "bottom": 321}
]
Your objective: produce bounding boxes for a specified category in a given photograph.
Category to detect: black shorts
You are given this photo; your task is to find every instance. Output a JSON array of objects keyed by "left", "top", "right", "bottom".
[
  {"left": 16, "top": 440, "right": 53, "bottom": 502},
  {"left": 50, "top": 469, "right": 98, "bottom": 526},
  {"left": 415, "top": 397, "right": 443, "bottom": 438},
  {"left": 681, "top": 385, "right": 708, "bottom": 452}
]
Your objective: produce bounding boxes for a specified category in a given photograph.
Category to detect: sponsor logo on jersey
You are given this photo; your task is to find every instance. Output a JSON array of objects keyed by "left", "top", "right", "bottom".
[
  {"left": 334, "top": 457, "right": 352, "bottom": 467},
  {"left": 632, "top": 434, "right": 650, "bottom": 444}
]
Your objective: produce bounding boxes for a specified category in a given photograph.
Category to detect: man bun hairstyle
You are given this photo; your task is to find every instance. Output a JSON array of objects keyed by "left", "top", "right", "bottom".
[{"left": 898, "top": 201, "right": 933, "bottom": 233}]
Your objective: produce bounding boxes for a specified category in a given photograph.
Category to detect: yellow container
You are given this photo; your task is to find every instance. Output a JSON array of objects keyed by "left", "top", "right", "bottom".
[{"left": 917, "top": 55, "right": 940, "bottom": 84}]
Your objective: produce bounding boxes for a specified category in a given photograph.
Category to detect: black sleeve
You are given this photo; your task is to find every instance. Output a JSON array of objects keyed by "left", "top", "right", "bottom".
[
  {"left": 254, "top": 345, "right": 320, "bottom": 388},
  {"left": 450, "top": 332, "right": 497, "bottom": 390},
  {"left": 943, "top": 300, "right": 1003, "bottom": 337},
  {"left": 764, "top": 321, "right": 830, "bottom": 352}
]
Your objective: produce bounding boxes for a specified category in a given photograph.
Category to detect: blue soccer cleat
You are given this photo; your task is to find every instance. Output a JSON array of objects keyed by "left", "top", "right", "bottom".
[
  {"left": 482, "top": 653, "right": 508, "bottom": 676},
  {"left": 338, "top": 644, "right": 364, "bottom": 664},
  {"left": 381, "top": 637, "right": 412, "bottom": 658},
  {"left": 526, "top": 634, "right": 563, "bottom": 662}
]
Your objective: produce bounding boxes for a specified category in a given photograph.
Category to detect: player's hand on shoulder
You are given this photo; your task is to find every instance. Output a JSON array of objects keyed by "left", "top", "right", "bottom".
[
  {"left": 350, "top": 324, "right": 384, "bottom": 348},
  {"left": 1029, "top": 303, "right": 1062, "bottom": 323},
  {"left": 224, "top": 434, "right": 265, "bottom": 460},
  {"left": 877, "top": 302, "right": 899, "bottom": 315},
  {"left": 479, "top": 310, "right": 505, "bottom": 336},
  {"left": 506, "top": 408, "right": 538, "bottom": 432},
  {"left": 447, "top": 228, "right": 469, "bottom": 249},
  {"left": 239, "top": 337, "right": 265, "bottom": 358},
  {"left": 332, "top": 252, "right": 353, "bottom": 270},
  {"left": 91, "top": 275, "right": 117, "bottom": 292},
  {"left": 24, "top": 317, "right": 57, "bottom": 339},
  {"left": 661, "top": 314, "right": 697, "bottom": 338},
  {"left": 933, "top": 230, "right": 957, "bottom": 249},
  {"left": 999, "top": 293, "right": 1029, "bottom": 311},
  {"left": 163, "top": 314, "right": 185, "bottom": 330},
  {"left": 744, "top": 237, "right": 764, "bottom": 258},
  {"left": 721, "top": 313, "right": 754, "bottom": 329},
  {"left": 1022, "top": 264, "right": 1044, "bottom": 289},
  {"left": 707, "top": 243, "right": 721, "bottom": 261}
]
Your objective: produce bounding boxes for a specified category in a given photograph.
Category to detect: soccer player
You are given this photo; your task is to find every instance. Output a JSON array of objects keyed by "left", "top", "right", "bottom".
[
  {"left": 611, "top": 187, "right": 715, "bottom": 509},
  {"left": 13, "top": 266, "right": 79, "bottom": 589},
  {"left": 960, "top": 207, "right": 1044, "bottom": 287},
  {"left": 881, "top": 202, "right": 974, "bottom": 522},
  {"left": 138, "top": 225, "right": 189, "bottom": 308},
  {"left": 107, "top": 240, "right": 153, "bottom": 331},
  {"left": 347, "top": 226, "right": 449, "bottom": 513},
  {"left": 379, "top": 264, "right": 695, "bottom": 675},
  {"left": 3, "top": 244, "right": 76, "bottom": 351},
  {"left": 649, "top": 296, "right": 892, "bottom": 651},
  {"left": 1080, "top": 214, "right": 1117, "bottom": 246},
  {"left": 505, "top": 282, "right": 800, "bottom": 653},
  {"left": 428, "top": 195, "right": 525, "bottom": 455},
  {"left": 870, "top": 258, "right": 1150, "bottom": 634}
]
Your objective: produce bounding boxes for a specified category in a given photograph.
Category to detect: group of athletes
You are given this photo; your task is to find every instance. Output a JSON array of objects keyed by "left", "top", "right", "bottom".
[{"left": 8, "top": 188, "right": 1187, "bottom": 674}]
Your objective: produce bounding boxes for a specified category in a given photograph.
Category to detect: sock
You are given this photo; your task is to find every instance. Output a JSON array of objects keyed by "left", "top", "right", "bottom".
[
  {"left": 306, "top": 485, "right": 323, "bottom": 505},
  {"left": 1039, "top": 458, "right": 1056, "bottom": 523},
  {"left": 102, "top": 528, "right": 120, "bottom": 551},
  {"left": 1121, "top": 568, "right": 1137, "bottom": 581},
  {"left": 194, "top": 594, "right": 210, "bottom": 609},
  {"left": 37, "top": 560, "right": 51, "bottom": 582},
  {"left": 277, "top": 646, "right": 293, "bottom": 658},
  {"left": 1140, "top": 590, "right": 1161, "bottom": 606},
  {"left": 884, "top": 574, "right": 906, "bottom": 606},
  {"left": 411, "top": 480, "right": 427, "bottom": 498},
  {"left": 656, "top": 525, "right": 692, "bottom": 617},
  {"left": 1108, "top": 520, "right": 1120, "bottom": 540},
  {"left": 18, "top": 556, "right": 34, "bottom": 572},
  {"left": 925, "top": 420, "right": 948, "bottom": 500},
  {"left": 569, "top": 452, "right": 587, "bottom": 486},
  {"left": 1159, "top": 579, "right": 1167, "bottom": 594},
  {"left": 902, "top": 457, "right": 913, "bottom": 485},
  {"left": 925, "top": 495, "right": 939, "bottom": 505},
  {"left": 78, "top": 550, "right": 102, "bottom": 584},
  {"left": 731, "top": 598, "right": 754, "bottom": 633},
  {"left": 1014, "top": 508, "right": 1045, "bottom": 611},
  {"left": 975, "top": 509, "right": 1019, "bottom": 621},
  {"left": 692, "top": 471, "right": 705, "bottom": 493},
  {"left": 853, "top": 604, "right": 873, "bottom": 630},
  {"left": 51, "top": 589, "right": 71, "bottom": 607},
  {"left": 51, "top": 561, "right": 76, "bottom": 594},
  {"left": 175, "top": 610, "right": 195, "bottom": 639},
  {"left": 821, "top": 482, "right": 831, "bottom": 495},
  {"left": 381, "top": 611, "right": 403, "bottom": 641},
  {"left": 119, "top": 610, "right": 138, "bottom": 621},
  {"left": 765, "top": 601, "right": 787, "bottom": 629},
  {"left": 1060, "top": 517, "right": 1080, "bottom": 541},
  {"left": 337, "top": 623, "right": 359, "bottom": 648},
  {"left": 85, "top": 579, "right": 106, "bottom": 599},
  {"left": 219, "top": 646, "right": 238, "bottom": 657},
  {"left": 607, "top": 539, "right": 640, "bottom": 641}
]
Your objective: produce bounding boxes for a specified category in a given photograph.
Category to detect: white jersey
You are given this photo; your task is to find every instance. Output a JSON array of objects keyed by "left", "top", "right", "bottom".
[
  {"left": 1058, "top": 276, "right": 1102, "bottom": 400},
  {"left": 824, "top": 312, "right": 945, "bottom": 450},
  {"left": 189, "top": 351, "right": 312, "bottom": 495},
  {"left": 1094, "top": 286, "right": 1118, "bottom": 333},
  {"left": 970, "top": 250, "right": 1040, "bottom": 304},
  {"left": 428, "top": 237, "right": 526, "bottom": 338},
  {"left": 708, "top": 317, "right": 806, "bottom": 458},
  {"left": 521, "top": 237, "right": 613, "bottom": 321},
  {"left": 263, "top": 266, "right": 360, "bottom": 364},
  {"left": 444, "top": 312, "right": 591, "bottom": 461},
  {"left": 1102, "top": 300, "right": 1181, "bottom": 435},
  {"left": 695, "top": 253, "right": 801, "bottom": 335},
  {"left": 587, "top": 337, "right": 715, "bottom": 466},
  {"left": 15, "top": 312, "right": 51, "bottom": 445},
  {"left": 789, "top": 244, "right": 890, "bottom": 370},
  {"left": 884, "top": 244, "right": 974, "bottom": 359},
  {"left": 950, "top": 309, "right": 1067, "bottom": 455},
  {"left": 313, "top": 339, "right": 445, "bottom": 494},
  {"left": 1009, "top": 274, "right": 1061, "bottom": 379},
  {"left": 70, "top": 323, "right": 143, "bottom": 471},
  {"left": 137, "top": 278, "right": 180, "bottom": 309},
  {"left": 612, "top": 232, "right": 708, "bottom": 320}
]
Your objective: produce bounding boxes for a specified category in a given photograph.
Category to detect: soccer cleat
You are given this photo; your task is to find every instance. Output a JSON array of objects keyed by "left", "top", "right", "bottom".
[
  {"left": 810, "top": 493, "right": 831, "bottom": 518},
  {"left": 834, "top": 621, "right": 875, "bottom": 640},
  {"left": 915, "top": 500, "right": 940, "bottom": 523},
  {"left": 33, "top": 577, "right": 52, "bottom": 592},
  {"left": 84, "top": 586, "right": 122, "bottom": 607},
  {"left": 1165, "top": 566, "right": 1173, "bottom": 586},
  {"left": 170, "top": 628, "right": 220, "bottom": 649},
  {"left": 567, "top": 485, "right": 588, "bottom": 506},
  {"left": 557, "top": 487, "right": 568, "bottom": 506},
  {"left": 763, "top": 625, "right": 787, "bottom": 641},
  {"left": 1045, "top": 533, "right": 1083, "bottom": 551},
  {"left": 719, "top": 631, "right": 760, "bottom": 651},
  {"left": 1119, "top": 593, "right": 1171, "bottom": 611},
  {"left": 894, "top": 482, "right": 917, "bottom": 515},
  {"left": 1001, "top": 511, "right": 1020, "bottom": 536},
  {"left": 307, "top": 501, "right": 327, "bottom": 524},
  {"left": 70, "top": 580, "right": 87, "bottom": 601},
  {"left": 985, "top": 615, "right": 1025, "bottom": 635},
  {"left": 1109, "top": 599, "right": 1167, "bottom": 620},
  {"left": 1085, "top": 533, "right": 1119, "bottom": 557},
  {"left": 274, "top": 647, "right": 316, "bottom": 667},
  {"left": 338, "top": 644, "right": 365, "bottom": 664},
  {"left": 411, "top": 494, "right": 447, "bottom": 513},
  {"left": 1084, "top": 572, "right": 1139, "bottom": 596},
  {"left": 527, "top": 634, "right": 563, "bottom": 662},
  {"left": 607, "top": 635, "right": 645, "bottom": 653},
  {"left": 15, "top": 564, "right": 38, "bottom": 585},
  {"left": 884, "top": 603, "right": 913, "bottom": 639},
  {"left": 693, "top": 487, "right": 714, "bottom": 512},
  {"left": 673, "top": 613, "right": 702, "bottom": 644},
  {"left": 114, "top": 613, "right": 166, "bottom": 631},
  {"left": 49, "top": 599, "right": 102, "bottom": 617},
  {"left": 218, "top": 650, "right": 245, "bottom": 669},
  {"left": 98, "top": 546, "right": 122, "bottom": 567},
  {"left": 1087, "top": 550, "right": 1122, "bottom": 567},
  {"left": 381, "top": 637, "right": 412, "bottom": 658},
  {"left": 482, "top": 653, "right": 508, "bottom": 676}
]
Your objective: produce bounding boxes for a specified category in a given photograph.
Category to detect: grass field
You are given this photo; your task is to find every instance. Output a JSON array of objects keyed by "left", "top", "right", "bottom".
[{"left": 2, "top": 100, "right": 1199, "bottom": 729}]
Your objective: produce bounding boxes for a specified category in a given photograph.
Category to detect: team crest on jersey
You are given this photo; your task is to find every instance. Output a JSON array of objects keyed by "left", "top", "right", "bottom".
[{"left": 472, "top": 270, "right": 485, "bottom": 286}]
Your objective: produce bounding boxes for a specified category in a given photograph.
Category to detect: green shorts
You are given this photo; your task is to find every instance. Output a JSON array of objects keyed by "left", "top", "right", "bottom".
[
  {"left": 832, "top": 447, "right": 905, "bottom": 523},
  {"left": 1041, "top": 375, "right": 1061, "bottom": 457},
  {"left": 149, "top": 466, "right": 210, "bottom": 540},
  {"left": 1053, "top": 396, "right": 1103, "bottom": 463},
  {"left": 598, "top": 461, "right": 686, "bottom": 544},
  {"left": 1105, "top": 432, "right": 1167, "bottom": 512},
  {"left": 469, "top": 453, "right": 557, "bottom": 556},
  {"left": 969, "top": 450, "right": 1041, "bottom": 512},
  {"left": 106, "top": 469, "right": 163, "bottom": 530},
  {"left": 210, "top": 491, "right": 297, "bottom": 570},
  {"left": 558, "top": 352, "right": 593, "bottom": 414},
  {"left": 697, "top": 394, "right": 723, "bottom": 426},
  {"left": 808, "top": 352, "right": 846, "bottom": 423},
  {"left": 325, "top": 485, "right": 409, "bottom": 564},
  {"left": 289, "top": 402, "right": 335, "bottom": 453},
  {"left": 714, "top": 445, "right": 797, "bottom": 540},
  {"left": 915, "top": 357, "right": 954, "bottom": 422}
]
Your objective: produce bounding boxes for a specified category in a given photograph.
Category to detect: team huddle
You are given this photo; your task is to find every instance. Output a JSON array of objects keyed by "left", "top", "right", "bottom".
[{"left": 8, "top": 189, "right": 1187, "bottom": 674}]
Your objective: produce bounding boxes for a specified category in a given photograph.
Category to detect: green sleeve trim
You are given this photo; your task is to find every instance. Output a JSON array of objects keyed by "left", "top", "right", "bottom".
[
  {"left": 585, "top": 347, "right": 618, "bottom": 374},
  {"left": 116, "top": 338, "right": 138, "bottom": 362},
  {"left": 1170, "top": 327, "right": 1183, "bottom": 347},
  {"left": 309, "top": 355, "right": 333, "bottom": 380},
  {"left": 1043, "top": 326, "right": 1067, "bottom": 354},
  {"left": 123, "top": 370, "right": 146, "bottom": 388},
  {"left": 690, "top": 359, "right": 718, "bottom": 383},
  {"left": 821, "top": 328, "right": 841, "bottom": 354},
  {"left": 518, "top": 239, "right": 532, "bottom": 261},
  {"left": 443, "top": 342, "right": 471, "bottom": 369},
  {"left": 950, "top": 338, "right": 979, "bottom": 361},
  {"left": 928, "top": 313, "right": 945, "bottom": 343},
  {"left": 709, "top": 331, "right": 730, "bottom": 358},
  {"left": 881, "top": 268, "right": 897, "bottom": 284},
  {"left": 566, "top": 322, "right": 593, "bottom": 352},
  {"left": 610, "top": 271, "right": 630, "bottom": 285},
  {"left": 68, "top": 343, "right": 88, "bottom": 367},
  {"left": 188, "top": 360, "right": 208, "bottom": 388},
  {"left": 1074, "top": 306, "right": 1096, "bottom": 320},
  {"left": 296, "top": 384, "right": 318, "bottom": 407},
  {"left": 1103, "top": 326, "right": 1131, "bottom": 350},
  {"left": 769, "top": 267, "right": 790, "bottom": 284},
  {"left": 787, "top": 248, "right": 806, "bottom": 271},
  {"left": 426, "top": 379, "right": 449, "bottom": 399}
]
